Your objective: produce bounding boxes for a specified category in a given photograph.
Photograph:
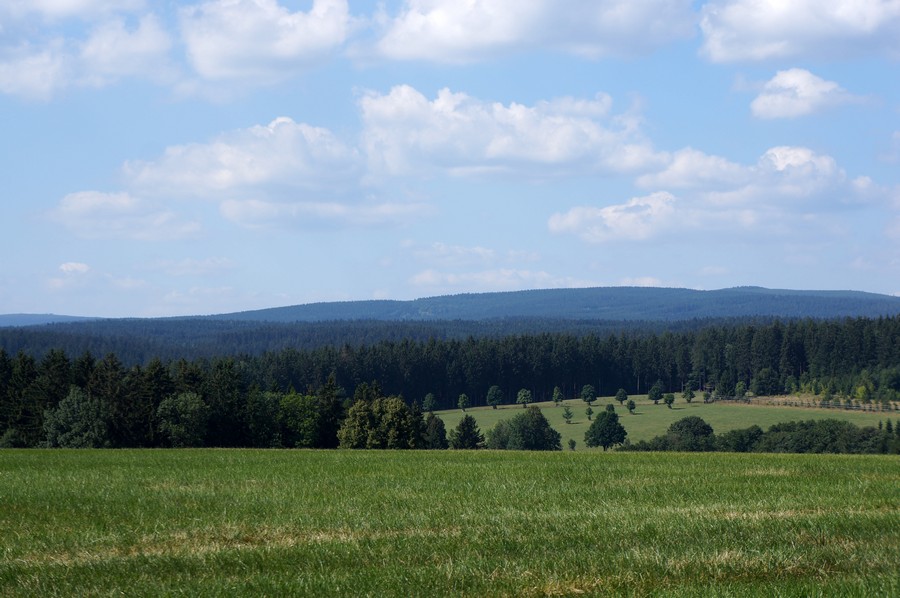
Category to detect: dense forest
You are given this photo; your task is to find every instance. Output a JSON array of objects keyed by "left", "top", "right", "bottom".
[
  {"left": 0, "top": 317, "right": 753, "bottom": 364},
  {"left": 2, "top": 316, "right": 899, "bottom": 449}
]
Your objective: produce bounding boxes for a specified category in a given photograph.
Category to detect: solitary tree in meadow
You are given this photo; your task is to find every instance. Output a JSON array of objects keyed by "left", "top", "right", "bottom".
[
  {"left": 615, "top": 388, "right": 628, "bottom": 405},
  {"left": 458, "top": 393, "right": 470, "bottom": 411},
  {"left": 562, "top": 405, "right": 573, "bottom": 424},
  {"left": 487, "top": 385, "right": 503, "bottom": 409},
  {"left": 552, "top": 386, "right": 564, "bottom": 406},
  {"left": 580, "top": 384, "right": 595, "bottom": 405},
  {"left": 585, "top": 405, "right": 594, "bottom": 421},
  {"left": 664, "top": 393, "right": 675, "bottom": 409},
  {"left": 516, "top": 388, "right": 532, "bottom": 408},
  {"left": 584, "top": 410, "right": 627, "bottom": 451},
  {"left": 626, "top": 399, "right": 636, "bottom": 414},
  {"left": 648, "top": 382, "right": 663, "bottom": 405}
]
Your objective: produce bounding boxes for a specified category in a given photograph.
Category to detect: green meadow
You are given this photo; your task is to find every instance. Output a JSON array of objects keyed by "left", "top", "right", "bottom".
[
  {"left": 1, "top": 449, "right": 898, "bottom": 596},
  {"left": 437, "top": 397, "right": 897, "bottom": 450}
]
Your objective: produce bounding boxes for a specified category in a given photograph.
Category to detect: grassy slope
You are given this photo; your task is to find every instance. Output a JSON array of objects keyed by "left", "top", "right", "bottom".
[
  {"left": 1, "top": 450, "right": 898, "bottom": 596},
  {"left": 436, "top": 397, "right": 898, "bottom": 450}
]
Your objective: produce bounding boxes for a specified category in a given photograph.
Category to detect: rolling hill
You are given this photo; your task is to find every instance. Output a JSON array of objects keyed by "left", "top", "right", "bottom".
[{"left": 205, "top": 286, "right": 900, "bottom": 322}]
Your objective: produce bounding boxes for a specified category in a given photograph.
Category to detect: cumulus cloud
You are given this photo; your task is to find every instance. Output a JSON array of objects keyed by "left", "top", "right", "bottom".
[
  {"left": 360, "top": 85, "right": 662, "bottom": 177},
  {"left": 0, "top": 11, "right": 173, "bottom": 98},
  {"left": 636, "top": 147, "right": 749, "bottom": 189},
  {"left": 548, "top": 192, "right": 676, "bottom": 243},
  {"left": 701, "top": 0, "right": 900, "bottom": 62},
  {"left": 52, "top": 191, "right": 200, "bottom": 240},
  {"left": 751, "top": 69, "right": 860, "bottom": 119},
  {"left": 0, "top": 42, "right": 70, "bottom": 100},
  {"left": 126, "top": 117, "right": 361, "bottom": 197},
  {"left": 79, "top": 15, "right": 173, "bottom": 86},
  {"left": 374, "top": 0, "right": 695, "bottom": 63},
  {"left": 638, "top": 145, "right": 868, "bottom": 207},
  {"left": 180, "top": 0, "right": 349, "bottom": 83}
]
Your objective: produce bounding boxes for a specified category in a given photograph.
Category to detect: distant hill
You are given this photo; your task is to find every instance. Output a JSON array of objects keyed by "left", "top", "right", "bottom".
[
  {"left": 209, "top": 286, "right": 900, "bottom": 322},
  {"left": 3, "top": 287, "right": 900, "bottom": 363},
  {"left": 0, "top": 314, "right": 94, "bottom": 327}
]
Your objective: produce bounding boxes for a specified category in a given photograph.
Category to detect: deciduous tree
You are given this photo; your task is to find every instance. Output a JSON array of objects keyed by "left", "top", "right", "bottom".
[
  {"left": 584, "top": 410, "right": 627, "bottom": 451},
  {"left": 487, "top": 385, "right": 503, "bottom": 409},
  {"left": 516, "top": 388, "right": 532, "bottom": 408}
]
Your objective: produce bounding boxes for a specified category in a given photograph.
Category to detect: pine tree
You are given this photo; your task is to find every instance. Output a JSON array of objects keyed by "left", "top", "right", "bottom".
[{"left": 449, "top": 414, "right": 483, "bottom": 449}]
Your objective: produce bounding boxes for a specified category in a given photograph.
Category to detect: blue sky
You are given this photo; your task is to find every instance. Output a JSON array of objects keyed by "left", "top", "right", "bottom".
[{"left": 2, "top": 0, "right": 899, "bottom": 317}]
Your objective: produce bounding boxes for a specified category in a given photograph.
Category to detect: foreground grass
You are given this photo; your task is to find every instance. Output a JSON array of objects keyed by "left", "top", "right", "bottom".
[
  {"left": 439, "top": 397, "right": 897, "bottom": 450},
  {"left": 1, "top": 450, "right": 898, "bottom": 596}
]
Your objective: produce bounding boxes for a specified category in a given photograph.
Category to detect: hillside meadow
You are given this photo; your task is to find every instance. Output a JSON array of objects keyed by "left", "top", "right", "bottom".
[
  {"left": 437, "top": 396, "right": 898, "bottom": 451},
  {"left": 1, "top": 449, "right": 898, "bottom": 596}
]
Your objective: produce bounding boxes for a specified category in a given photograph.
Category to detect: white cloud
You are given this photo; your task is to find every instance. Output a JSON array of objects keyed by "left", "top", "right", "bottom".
[
  {"left": 639, "top": 145, "right": 861, "bottom": 207},
  {"left": 0, "top": 41, "right": 70, "bottom": 100},
  {"left": 414, "top": 242, "right": 496, "bottom": 266},
  {"left": 52, "top": 191, "right": 200, "bottom": 240},
  {"left": 5, "top": 0, "right": 145, "bottom": 20},
  {"left": 59, "top": 262, "right": 90, "bottom": 274},
  {"left": 48, "top": 260, "right": 92, "bottom": 290},
  {"left": 618, "top": 277, "right": 664, "bottom": 287},
  {"left": 410, "top": 268, "right": 596, "bottom": 292},
  {"left": 0, "top": 12, "right": 172, "bottom": 98},
  {"left": 126, "top": 116, "right": 361, "bottom": 197},
  {"left": 751, "top": 69, "right": 860, "bottom": 119},
  {"left": 548, "top": 192, "right": 676, "bottom": 243},
  {"left": 636, "top": 147, "right": 749, "bottom": 189},
  {"left": 79, "top": 15, "right": 173, "bottom": 86},
  {"left": 180, "top": 0, "right": 349, "bottom": 83},
  {"left": 374, "top": 0, "right": 695, "bottom": 63},
  {"left": 701, "top": 0, "right": 900, "bottom": 62},
  {"left": 409, "top": 242, "right": 540, "bottom": 269},
  {"left": 360, "top": 85, "right": 662, "bottom": 177}
]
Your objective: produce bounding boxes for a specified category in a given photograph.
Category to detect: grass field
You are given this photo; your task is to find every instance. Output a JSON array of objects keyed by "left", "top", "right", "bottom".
[
  {"left": 1, "top": 450, "right": 898, "bottom": 596},
  {"left": 437, "top": 397, "right": 898, "bottom": 450}
]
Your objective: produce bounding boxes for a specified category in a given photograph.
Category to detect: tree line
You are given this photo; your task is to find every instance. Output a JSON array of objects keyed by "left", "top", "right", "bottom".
[
  {"left": 622, "top": 415, "right": 900, "bottom": 455},
  {"left": 2, "top": 315, "right": 900, "bottom": 447}
]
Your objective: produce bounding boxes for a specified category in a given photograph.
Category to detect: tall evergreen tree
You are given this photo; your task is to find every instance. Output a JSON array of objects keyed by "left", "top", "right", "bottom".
[{"left": 449, "top": 414, "right": 484, "bottom": 449}]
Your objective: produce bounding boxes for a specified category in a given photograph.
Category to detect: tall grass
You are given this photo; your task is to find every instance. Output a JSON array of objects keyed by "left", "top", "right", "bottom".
[{"left": 1, "top": 450, "right": 898, "bottom": 596}]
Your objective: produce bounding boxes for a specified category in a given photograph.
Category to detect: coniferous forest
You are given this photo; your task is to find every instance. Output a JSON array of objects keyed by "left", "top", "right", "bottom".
[{"left": 2, "top": 315, "right": 900, "bottom": 449}]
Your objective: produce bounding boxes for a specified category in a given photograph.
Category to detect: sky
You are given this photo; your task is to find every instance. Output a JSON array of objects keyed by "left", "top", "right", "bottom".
[{"left": 1, "top": 0, "right": 899, "bottom": 318}]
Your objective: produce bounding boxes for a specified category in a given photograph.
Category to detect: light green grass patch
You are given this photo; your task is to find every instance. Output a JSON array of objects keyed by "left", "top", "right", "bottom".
[
  {"left": 1, "top": 450, "right": 898, "bottom": 596},
  {"left": 438, "top": 397, "right": 897, "bottom": 449}
]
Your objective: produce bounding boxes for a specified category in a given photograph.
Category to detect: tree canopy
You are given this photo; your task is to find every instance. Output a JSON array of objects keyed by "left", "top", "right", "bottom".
[{"left": 584, "top": 410, "right": 627, "bottom": 451}]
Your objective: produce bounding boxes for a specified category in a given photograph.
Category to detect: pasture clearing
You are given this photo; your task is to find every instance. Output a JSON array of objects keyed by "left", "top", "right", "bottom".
[{"left": 437, "top": 397, "right": 897, "bottom": 450}]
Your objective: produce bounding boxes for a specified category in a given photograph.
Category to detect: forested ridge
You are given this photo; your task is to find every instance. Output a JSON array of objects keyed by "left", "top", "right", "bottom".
[
  {"left": 2, "top": 316, "right": 900, "bottom": 449},
  {"left": 0, "top": 317, "right": 754, "bottom": 364}
]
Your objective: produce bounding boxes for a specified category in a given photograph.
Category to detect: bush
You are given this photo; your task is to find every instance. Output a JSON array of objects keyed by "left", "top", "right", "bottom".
[{"left": 486, "top": 406, "right": 561, "bottom": 451}]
